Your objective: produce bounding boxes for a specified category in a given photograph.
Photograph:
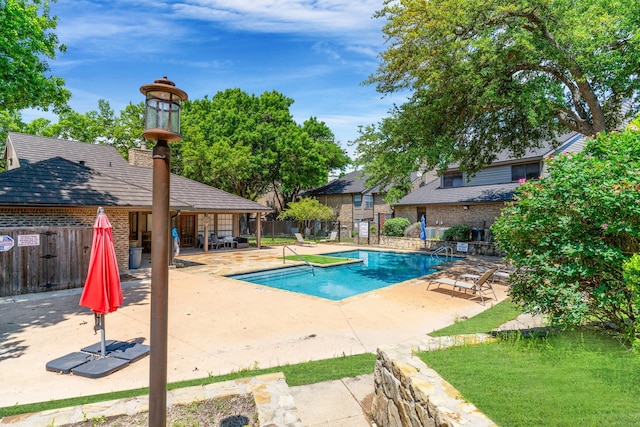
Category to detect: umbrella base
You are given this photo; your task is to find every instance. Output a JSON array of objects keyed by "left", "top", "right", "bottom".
[
  {"left": 72, "top": 356, "right": 130, "bottom": 379},
  {"left": 110, "top": 342, "right": 150, "bottom": 362},
  {"left": 81, "top": 339, "right": 127, "bottom": 355},
  {"left": 46, "top": 341, "right": 149, "bottom": 378},
  {"left": 81, "top": 340, "right": 150, "bottom": 362},
  {"left": 46, "top": 352, "right": 94, "bottom": 374}
]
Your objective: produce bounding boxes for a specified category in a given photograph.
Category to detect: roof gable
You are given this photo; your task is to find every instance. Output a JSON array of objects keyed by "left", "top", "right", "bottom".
[
  {"left": 6, "top": 132, "right": 129, "bottom": 171},
  {"left": 3, "top": 133, "right": 270, "bottom": 211},
  {"left": 309, "top": 170, "right": 369, "bottom": 196},
  {"left": 0, "top": 157, "right": 177, "bottom": 207}
]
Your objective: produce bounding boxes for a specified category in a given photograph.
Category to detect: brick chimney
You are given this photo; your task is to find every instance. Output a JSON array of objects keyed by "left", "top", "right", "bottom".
[{"left": 128, "top": 142, "right": 153, "bottom": 168}]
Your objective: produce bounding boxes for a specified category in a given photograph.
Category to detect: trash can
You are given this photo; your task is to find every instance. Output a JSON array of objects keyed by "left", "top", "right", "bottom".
[{"left": 129, "top": 246, "right": 143, "bottom": 269}]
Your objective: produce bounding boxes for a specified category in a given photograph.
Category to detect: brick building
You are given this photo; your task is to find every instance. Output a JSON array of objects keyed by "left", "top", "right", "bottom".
[
  {"left": 393, "top": 132, "right": 588, "bottom": 238},
  {"left": 0, "top": 133, "right": 271, "bottom": 296}
]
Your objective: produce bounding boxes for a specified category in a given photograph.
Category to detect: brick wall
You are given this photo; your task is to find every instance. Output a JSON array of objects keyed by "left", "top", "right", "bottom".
[
  {"left": 374, "top": 194, "right": 392, "bottom": 218},
  {"left": 319, "top": 194, "right": 354, "bottom": 230},
  {"left": 0, "top": 207, "right": 130, "bottom": 271},
  {"left": 394, "top": 203, "right": 505, "bottom": 229}
]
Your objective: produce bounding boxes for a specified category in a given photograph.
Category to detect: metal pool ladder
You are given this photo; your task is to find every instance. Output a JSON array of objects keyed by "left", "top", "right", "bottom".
[
  {"left": 283, "top": 245, "right": 315, "bottom": 276},
  {"left": 429, "top": 246, "right": 453, "bottom": 261}
]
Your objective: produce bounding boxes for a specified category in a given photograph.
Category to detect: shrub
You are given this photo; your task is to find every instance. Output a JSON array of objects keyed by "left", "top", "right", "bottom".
[
  {"left": 492, "top": 128, "right": 640, "bottom": 346},
  {"left": 442, "top": 225, "right": 471, "bottom": 241},
  {"left": 404, "top": 222, "right": 422, "bottom": 238},
  {"left": 623, "top": 254, "right": 640, "bottom": 347},
  {"left": 383, "top": 217, "right": 411, "bottom": 236}
]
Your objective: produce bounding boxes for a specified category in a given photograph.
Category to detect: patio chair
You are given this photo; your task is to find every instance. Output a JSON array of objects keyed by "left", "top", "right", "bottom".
[
  {"left": 426, "top": 268, "right": 497, "bottom": 305},
  {"left": 320, "top": 231, "right": 338, "bottom": 243},
  {"left": 294, "top": 232, "right": 316, "bottom": 247},
  {"left": 209, "top": 233, "right": 224, "bottom": 250}
]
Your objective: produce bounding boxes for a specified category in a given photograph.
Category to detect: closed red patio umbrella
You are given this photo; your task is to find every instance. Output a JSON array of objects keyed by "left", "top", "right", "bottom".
[{"left": 79, "top": 207, "right": 124, "bottom": 357}]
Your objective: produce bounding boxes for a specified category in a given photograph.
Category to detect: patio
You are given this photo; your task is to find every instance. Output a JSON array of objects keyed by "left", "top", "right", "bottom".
[{"left": 0, "top": 244, "right": 510, "bottom": 408}]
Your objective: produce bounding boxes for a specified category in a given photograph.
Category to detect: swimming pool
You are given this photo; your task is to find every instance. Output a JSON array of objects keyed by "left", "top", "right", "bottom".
[{"left": 228, "top": 249, "right": 455, "bottom": 300}]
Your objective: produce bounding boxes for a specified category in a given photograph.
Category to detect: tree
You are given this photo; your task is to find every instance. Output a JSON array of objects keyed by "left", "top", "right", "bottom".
[
  {"left": 274, "top": 117, "right": 350, "bottom": 212},
  {"left": 0, "top": 0, "right": 70, "bottom": 169},
  {"left": 18, "top": 100, "right": 147, "bottom": 159},
  {"left": 491, "top": 126, "right": 640, "bottom": 345},
  {"left": 179, "top": 89, "right": 350, "bottom": 207},
  {"left": 0, "top": 0, "right": 69, "bottom": 113},
  {"left": 277, "top": 197, "right": 334, "bottom": 233},
  {"left": 356, "top": 0, "right": 640, "bottom": 201}
]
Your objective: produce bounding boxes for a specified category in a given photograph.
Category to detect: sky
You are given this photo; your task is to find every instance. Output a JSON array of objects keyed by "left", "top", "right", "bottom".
[{"left": 24, "top": 0, "right": 406, "bottom": 159}]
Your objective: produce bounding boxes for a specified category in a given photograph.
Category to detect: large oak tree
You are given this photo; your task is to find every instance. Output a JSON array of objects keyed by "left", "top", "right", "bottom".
[
  {"left": 178, "top": 89, "right": 350, "bottom": 211},
  {"left": 355, "top": 0, "right": 640, "bottom": 200}
]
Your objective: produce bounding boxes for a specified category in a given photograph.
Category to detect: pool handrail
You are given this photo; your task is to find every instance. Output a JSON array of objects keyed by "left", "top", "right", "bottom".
[
  {"left": 283, "top": 245, "right": 315, "bottom": 276},
  {"left": 429, "top": 246, "right": 453, "bottom": 261}
]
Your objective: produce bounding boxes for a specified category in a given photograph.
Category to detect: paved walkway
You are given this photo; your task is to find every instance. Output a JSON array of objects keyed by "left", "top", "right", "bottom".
[{"left": 0, "top": 244, "right": 516, "bottom": 425}]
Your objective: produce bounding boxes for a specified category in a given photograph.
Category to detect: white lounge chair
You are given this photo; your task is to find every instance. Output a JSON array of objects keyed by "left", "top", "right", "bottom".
[
  {"left": 294, "top": 232, "right": 316, "bottom": 246},
  {"left": 320, "top": 231, "right": 338, "bottom": 242},
  {"left": 427, "top": 268, "right": 497, "bottom": 305}
]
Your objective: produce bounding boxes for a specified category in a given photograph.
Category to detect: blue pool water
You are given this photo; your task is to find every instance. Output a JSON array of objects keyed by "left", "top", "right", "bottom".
[{"left": 228, "top": 250, "right": 455, "bottom": 300}]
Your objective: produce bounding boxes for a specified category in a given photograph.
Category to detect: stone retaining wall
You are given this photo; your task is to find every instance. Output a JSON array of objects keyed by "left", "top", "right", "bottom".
[
  {"left": 380, "top": 236, "right": 503, "bottom": 257},
  {"left": 372, "top": 335, "right": 498, "bottom": 427}
]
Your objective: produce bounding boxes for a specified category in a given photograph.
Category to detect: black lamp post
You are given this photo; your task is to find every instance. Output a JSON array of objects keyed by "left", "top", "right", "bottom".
[{"left": 140, "top": 76, "right": 187, "bottom": 427}]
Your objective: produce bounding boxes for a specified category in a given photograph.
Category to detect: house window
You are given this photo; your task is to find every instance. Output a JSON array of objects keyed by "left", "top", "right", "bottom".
[
  {"left": 364, "top": 195, "right": 374, "bottom": 209},
  {"left": 354, "top": 194, "right": 362, "bottom": 208},
  {"left": 512, "top": 162, "right": 541, "bottom": 181},
  {"left": 442, "top": 172, "right": 463, "bottom": 188},
  {"left": 217, "top": 214, "right": 233, "bottom": 237}
]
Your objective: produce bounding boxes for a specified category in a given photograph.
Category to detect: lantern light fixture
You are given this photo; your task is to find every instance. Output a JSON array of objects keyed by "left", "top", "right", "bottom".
[{"left": 140, "top": 76, "right": 188, "bottom": 142}]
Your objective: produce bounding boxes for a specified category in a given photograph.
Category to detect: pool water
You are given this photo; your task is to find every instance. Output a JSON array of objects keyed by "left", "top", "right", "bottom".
[{"left": 228, "top": 250, "right": 455, "bottom": 300}]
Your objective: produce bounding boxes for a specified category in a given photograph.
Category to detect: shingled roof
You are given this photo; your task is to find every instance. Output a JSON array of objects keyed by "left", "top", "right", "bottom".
[
  {"left": 2, "top": 133, "right": 271, "bottom": 212},
  {"left": 395, "top": 177, "right": 519, "bottom": 206},
  {"left": 395, "top": 131, "right": 589, "bottom": 206},
  {"left": 307, "top": 170, "right": 369, "bottom": 196},
  {"left": 0, "top": 157, "right": 188, "bottom": 208}
]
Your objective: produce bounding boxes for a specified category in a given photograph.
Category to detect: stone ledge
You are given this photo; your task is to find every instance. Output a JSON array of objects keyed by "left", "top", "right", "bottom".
[
  {"left": 0, "top": 372, "right": 303, "bottom": 427},
  {"left": 372, "top": 334, "right": 498, "bottom": 427}
]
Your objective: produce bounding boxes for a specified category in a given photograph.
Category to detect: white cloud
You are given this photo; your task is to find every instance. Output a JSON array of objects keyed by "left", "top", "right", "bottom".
[{"left": 175, "top": 0, "right": 382, "bottom": 36}]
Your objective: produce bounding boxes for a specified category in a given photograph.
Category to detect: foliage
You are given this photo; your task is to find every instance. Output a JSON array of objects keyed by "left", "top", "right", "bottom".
[
  {"left": 622, "top": 254, "right": 640, "bottom": 346},
  {"left": 442, "top": 225, "right": 471, "bottom": 242},
  {"left": 492, "top": 128, "right": 640, "bottom": 344},
  {"left": 355, "top": 0, "right": 640, "bottom": 201},
  {"left": 383, "top": 217, "right": 410, "bottom": 237},
  {"left": 277, "top": 197, "right": 334, "bottom": 231},
  {"left": 0, "top": 0, "right": 70, "bottom": 113},
  {"left": 0, "top": 0, "right": 71, "bottom": 169},
  {"left": 7, "top": 100, "right": 147, "bottom": 160},
  {"left": 179, "top": 89, "right": 350, "bottom": 206},
  {"left": 403, "top": 222, "right": 422, "bottom": 238}
]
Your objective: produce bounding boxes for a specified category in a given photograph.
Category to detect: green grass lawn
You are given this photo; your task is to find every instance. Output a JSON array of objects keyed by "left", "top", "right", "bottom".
[
  {"left": 282, "top": 254, "right": 357, "bottom": 265},
  {"left": 422, "top": 319, "right": 640, "bottom": 426},
  {"left": 429, "top": 299, "right": 523, "bottom": 336},
  {"left": 0, "top": 353, "right": 377, "bottom": 418},
  {"left": 247, "top": 236, "right": 297, "bottom": 246}
]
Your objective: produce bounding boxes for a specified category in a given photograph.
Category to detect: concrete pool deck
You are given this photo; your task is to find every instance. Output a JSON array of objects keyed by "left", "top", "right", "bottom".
[{"left": 0, "top": 244, "right": 513, "bottom": 421}]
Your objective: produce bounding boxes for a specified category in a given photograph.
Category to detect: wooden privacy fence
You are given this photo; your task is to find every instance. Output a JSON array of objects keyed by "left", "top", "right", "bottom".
[{"left": 0, "top": 227, "right": 93, "bottom": 297}]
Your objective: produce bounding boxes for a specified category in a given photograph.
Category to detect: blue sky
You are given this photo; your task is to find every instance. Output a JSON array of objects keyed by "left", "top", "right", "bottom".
[{"left": 25, "top": 0, "right": 405, "bottom": 158}]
